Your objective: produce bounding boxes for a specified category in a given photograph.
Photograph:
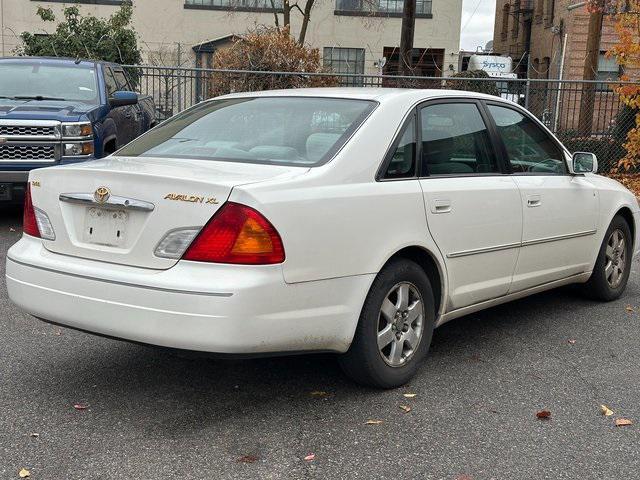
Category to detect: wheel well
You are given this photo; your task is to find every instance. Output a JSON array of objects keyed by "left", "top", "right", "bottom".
[
  {"left": 103, "top": 138, "right": 117, "bottom": 155},
  {"left": 386, "top": 247, "right": 443, "bottom": 315},
  {"left": 616, "top": 207, "right": 635, "bottom": 247}
]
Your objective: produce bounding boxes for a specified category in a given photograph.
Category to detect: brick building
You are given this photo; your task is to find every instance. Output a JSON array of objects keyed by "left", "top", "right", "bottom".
[{"left": 491, "top": 0, "right": 634, "bottom": 134}]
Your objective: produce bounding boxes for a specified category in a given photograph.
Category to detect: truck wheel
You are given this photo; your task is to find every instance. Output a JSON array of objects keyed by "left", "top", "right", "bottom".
[{"left": 339, "top": 259, "right": 435, "bottom": 389}]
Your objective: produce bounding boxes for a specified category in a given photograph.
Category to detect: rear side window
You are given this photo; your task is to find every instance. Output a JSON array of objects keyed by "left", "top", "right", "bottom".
[
  {"left": 487, "top": 104, "right": 566, "bottom": 174},
  {"left": 113, "top": 69, "right": 132, "bottom": 92},
  {"left": 382, "top": 116, "right": 416, "bottom": 179},
  {"left": 420, "top": 103, "right": 498, "bottom": 176},
  {"left": 115, "top": 97, "right": 376, "bottom": 166}
]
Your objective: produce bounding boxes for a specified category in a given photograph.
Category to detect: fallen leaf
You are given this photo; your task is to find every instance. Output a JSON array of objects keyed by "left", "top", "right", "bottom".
[
  {"left": 615, "top": 418, "right": 633, "bottom": 427},
  {"left": 567, "top": 339, "right": 576, "bottom": 345},
  {"left": 365, "top": 419, "right": 383, "bottom": 425},
  {"left": 236, "top": 454, "right": 259, "bottom": 463},
  {"left": 600, "top": 405, "right": 614, "bottom": 416},
  {"left": 399, "top": 405, "right": 412, "bottom": 413},
  {"left": 19, "top": 468, "right": 30, "bottom": 478},
  {"left": 625, "top": 305, "right": 634, "bottom": 313},
  {"left": 54, "top": 329, "right": 62, "bottom": 336},
  {"left": 455, "top": 475, "right": 473, "bottom": 480},
  {"left": 30, "top": 433, "right": 39, "bottom": 438},
  {"left": 403, "top": 393, "right": 417, "bottom": 398},
  {"left": 9, "top": 227, "right": 16, "bottom": 232},
  {"left": 309, "top": 391, "right": 330, "bottom": 398},
  {"left": 73, "top": 403, "right": 89, "bottom": 410},
  {"left": 304, "top": 453, "right": 315, "bottom": 461},
  {"left": 536, "top": 410, "right": 551, "bottom": 419}
]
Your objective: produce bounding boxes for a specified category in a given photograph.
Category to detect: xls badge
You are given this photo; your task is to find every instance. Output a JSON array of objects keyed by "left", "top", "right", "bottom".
[
  {"left": 164, "top": 193, "right": 219, "bottom": 205},
  {"left": 94, "top": 186, "right": 111, "bottom": 204}
]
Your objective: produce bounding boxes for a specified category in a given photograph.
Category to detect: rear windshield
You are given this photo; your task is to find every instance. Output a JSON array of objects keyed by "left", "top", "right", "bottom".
[
  {"left": 0, "top": 61, "right": 99, "bottom": 104},
  {"left": 115, "top": 97, "right": 377, "bottom": 166}
]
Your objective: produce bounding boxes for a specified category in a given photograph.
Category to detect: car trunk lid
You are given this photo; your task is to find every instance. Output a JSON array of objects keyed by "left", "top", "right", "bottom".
[{"left": 29, "top": 156, "right": 307, "bottom": 269}]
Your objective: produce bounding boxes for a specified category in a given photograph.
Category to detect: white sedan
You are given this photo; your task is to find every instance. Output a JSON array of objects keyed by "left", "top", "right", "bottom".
[{"left": 6, "top": 89, "right": 639, "bottom": 388}]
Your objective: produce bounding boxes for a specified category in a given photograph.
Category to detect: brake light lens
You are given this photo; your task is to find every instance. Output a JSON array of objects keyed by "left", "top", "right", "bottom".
[
  {"left": 182, "top": 202, "right": 285, "bottom": 264},
  {"left": 23, "top": 185, "right": 40, "bottom": 238}
]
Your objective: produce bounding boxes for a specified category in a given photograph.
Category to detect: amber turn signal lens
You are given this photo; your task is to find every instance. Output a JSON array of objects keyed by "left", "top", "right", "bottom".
[{"left": 182, "top": 202, "right": 285, "bottom": 264}]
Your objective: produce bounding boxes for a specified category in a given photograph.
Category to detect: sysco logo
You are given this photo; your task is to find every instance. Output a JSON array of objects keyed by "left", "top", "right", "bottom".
[{"left": 482, "top": 60, "right": 507, "bottom": 69}]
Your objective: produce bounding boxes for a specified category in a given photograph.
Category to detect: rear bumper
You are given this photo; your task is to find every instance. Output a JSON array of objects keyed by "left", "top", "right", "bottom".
[{"left": 6, "top": 235, "right": 372, "bottom": 354}]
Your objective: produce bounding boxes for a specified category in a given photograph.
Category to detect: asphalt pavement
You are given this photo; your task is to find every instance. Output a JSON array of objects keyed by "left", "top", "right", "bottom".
[{"left": 1, "top": 206, "right": 639, "bottom": 479}]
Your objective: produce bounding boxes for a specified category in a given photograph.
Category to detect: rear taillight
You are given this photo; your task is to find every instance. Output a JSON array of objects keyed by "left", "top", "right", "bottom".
[
  {"left": 182, "top": 202, "right": 285, "bottom": 265},
  {"left": 22, "top": 184, "right": 56, "bottom": 240},
  {"left": 23, "top": 184, "right": 40, "bottom": 238}
]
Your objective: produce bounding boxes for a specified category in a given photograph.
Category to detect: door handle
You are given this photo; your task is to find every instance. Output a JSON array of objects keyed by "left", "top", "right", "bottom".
[
  {"left": 527, "top": 195, "right": 541, "bottom": 207},
  {"left": 431, "top": 199, "right": 452, "bottom": 214}
]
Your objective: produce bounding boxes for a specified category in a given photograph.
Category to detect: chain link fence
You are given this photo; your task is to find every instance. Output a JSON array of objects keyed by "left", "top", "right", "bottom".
[{"left": 125, "top": 65, "right": 640, "bottom": 173}]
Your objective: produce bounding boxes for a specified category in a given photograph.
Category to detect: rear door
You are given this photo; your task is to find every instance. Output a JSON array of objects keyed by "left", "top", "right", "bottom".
[
  {"left": 484, "top": 102, "right": 599, "bottom": 292},
  {"left": 417, "top": 99, "right": 522, "bottom": 311}
]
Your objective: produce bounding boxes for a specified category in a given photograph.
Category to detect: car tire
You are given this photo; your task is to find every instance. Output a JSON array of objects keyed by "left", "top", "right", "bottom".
[
  {"left": 339, "top": 258, "right": 435, "bottom": 389},
  {"left": 582, "top": 215, "right": 633, "bottom": 301}
]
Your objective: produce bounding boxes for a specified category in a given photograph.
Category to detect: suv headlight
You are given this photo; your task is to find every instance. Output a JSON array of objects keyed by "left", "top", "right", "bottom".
[{"left": 61, "top": 122, "right": 92, "bottom": 138}]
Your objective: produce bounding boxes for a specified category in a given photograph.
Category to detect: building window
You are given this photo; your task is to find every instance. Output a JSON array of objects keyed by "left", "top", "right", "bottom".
[
  {"left": 184, "top": 0, "right": 283, "bottom": 11},
  {"left": 335, "top": 0, "right": 432, "bottom": 18},
  {"left": 323, "top": 47, "right": 365, "bottom": 86},
  {"left": 512, "top": 0, "right": 520, "bottom": 38},
  {"left": 535, "top": 0, "right": 544, "bottom": 22},
  {"left": 501, "top": 4, "right": 510, "bottom": 39},
  {"left": 544, "top": 0, "right": 555, "bottom": 27},
  {"left": 596, "top": 51, "right": 620, "bottom": 91}
]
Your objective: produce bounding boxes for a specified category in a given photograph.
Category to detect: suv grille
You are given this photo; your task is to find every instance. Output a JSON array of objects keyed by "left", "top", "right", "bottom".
[
  {"left": 0, "top": 144, "right": 56, "bottom": 161},
  {"left": 0, "top": 125, "right": 56, "bottom": 137}
]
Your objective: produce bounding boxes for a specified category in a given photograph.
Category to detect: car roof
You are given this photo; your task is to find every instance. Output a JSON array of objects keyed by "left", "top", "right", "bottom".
[
  {"left": 218, "top": 87, "right": 507, "bottom": 106},
  {"left": 0, "top": 56, "right": 109, "bottom": 68}
]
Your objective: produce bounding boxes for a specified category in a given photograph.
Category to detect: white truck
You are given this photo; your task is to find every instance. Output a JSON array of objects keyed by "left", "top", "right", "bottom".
[{"left": 467, "top": 55, "right": 522, "bottom": 103}]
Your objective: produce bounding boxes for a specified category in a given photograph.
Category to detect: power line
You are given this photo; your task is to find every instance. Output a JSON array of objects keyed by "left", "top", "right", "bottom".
[{"left": 461, "top": 0, "right": 485, "bottom": 33}]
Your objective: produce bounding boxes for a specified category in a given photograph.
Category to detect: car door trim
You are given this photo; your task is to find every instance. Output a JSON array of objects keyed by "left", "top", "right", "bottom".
[
  {"left": 522, "top": 229, "right": 597, "bottom": 247},
  {"left": 446, "top": 229, "right": 597, "bottom": 258},
  {"left": 446, "top": 241, "right": 521, "bottom": 258}
]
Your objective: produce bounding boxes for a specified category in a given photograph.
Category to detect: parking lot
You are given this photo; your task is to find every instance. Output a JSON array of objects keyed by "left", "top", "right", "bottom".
[{"left": 1, "top": 206, "right": 639, "bottom": 480}]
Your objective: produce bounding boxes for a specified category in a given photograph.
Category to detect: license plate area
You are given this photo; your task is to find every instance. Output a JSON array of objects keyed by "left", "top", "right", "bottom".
[{"left": 83, "top": 207, "right": 128, "bottom": 247}]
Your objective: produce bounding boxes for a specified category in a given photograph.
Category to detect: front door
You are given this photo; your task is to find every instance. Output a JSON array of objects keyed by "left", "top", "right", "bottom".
[
  {"left": 418, "top": 100, "right": 522, "bottom": 311},
  {"left": 485, "top": 103, "right": 599, "bottom": 292}
]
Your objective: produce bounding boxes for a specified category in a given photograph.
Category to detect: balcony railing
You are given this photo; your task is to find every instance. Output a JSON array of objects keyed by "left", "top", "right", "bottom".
[
  {"left": 185, "top": 0, "right": 283, "bottom": 11},
  {"left": 335, "top": 0, "right": 432, "bottom": 17}
]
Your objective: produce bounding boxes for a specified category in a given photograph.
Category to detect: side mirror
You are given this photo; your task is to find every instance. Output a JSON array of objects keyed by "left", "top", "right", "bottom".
[
  {"left": 109, "top": 91, "right": 138, "bottom": 107},
  {"left": 570, "top": 152, "right": 598, "bottom": 174}
]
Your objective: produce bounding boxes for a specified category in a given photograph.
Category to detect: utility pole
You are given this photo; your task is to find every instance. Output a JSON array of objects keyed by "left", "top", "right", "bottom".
[
  {"left": 577, "top": 0, "right": 604, "bottom": 133},
  {"left": 399, "top": 0, "right": 416, "bottom": 76}
]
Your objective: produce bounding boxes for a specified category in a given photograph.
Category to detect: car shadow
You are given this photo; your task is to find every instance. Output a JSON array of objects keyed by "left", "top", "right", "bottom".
[{"left": 30, "top": 283, "right": 620, "bottom": 421}]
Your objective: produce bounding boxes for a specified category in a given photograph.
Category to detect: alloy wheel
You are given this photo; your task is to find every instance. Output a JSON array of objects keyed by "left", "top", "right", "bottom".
[
  {"left": 377, "top": 282, "right": 424, "bottom": 367},
  {"left": 605, "top": 228, "right": 627, "bottom": 288}
]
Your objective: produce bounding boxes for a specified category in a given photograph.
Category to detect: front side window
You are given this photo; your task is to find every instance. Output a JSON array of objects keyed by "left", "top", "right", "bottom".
[
  {"left": 104, "top": 68, "right": 118, "bottom": 96},
  {"left": 420, "top": 103, "right": 498, "bottom": 176},
  {"left": 0, "top": 61, "right": 99, "bottom": 104},
  {"left": 382, "top": 116, "right": 416, "bottom": 179},
  {"left": 487, "top": 104, "right": 566, "bottom": 174},
  {"left": 112, "top": 69, "right": 132, "bottom": 92},
  {"left": 115, "top": 97, "right": 376, "bottom": 166}
]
